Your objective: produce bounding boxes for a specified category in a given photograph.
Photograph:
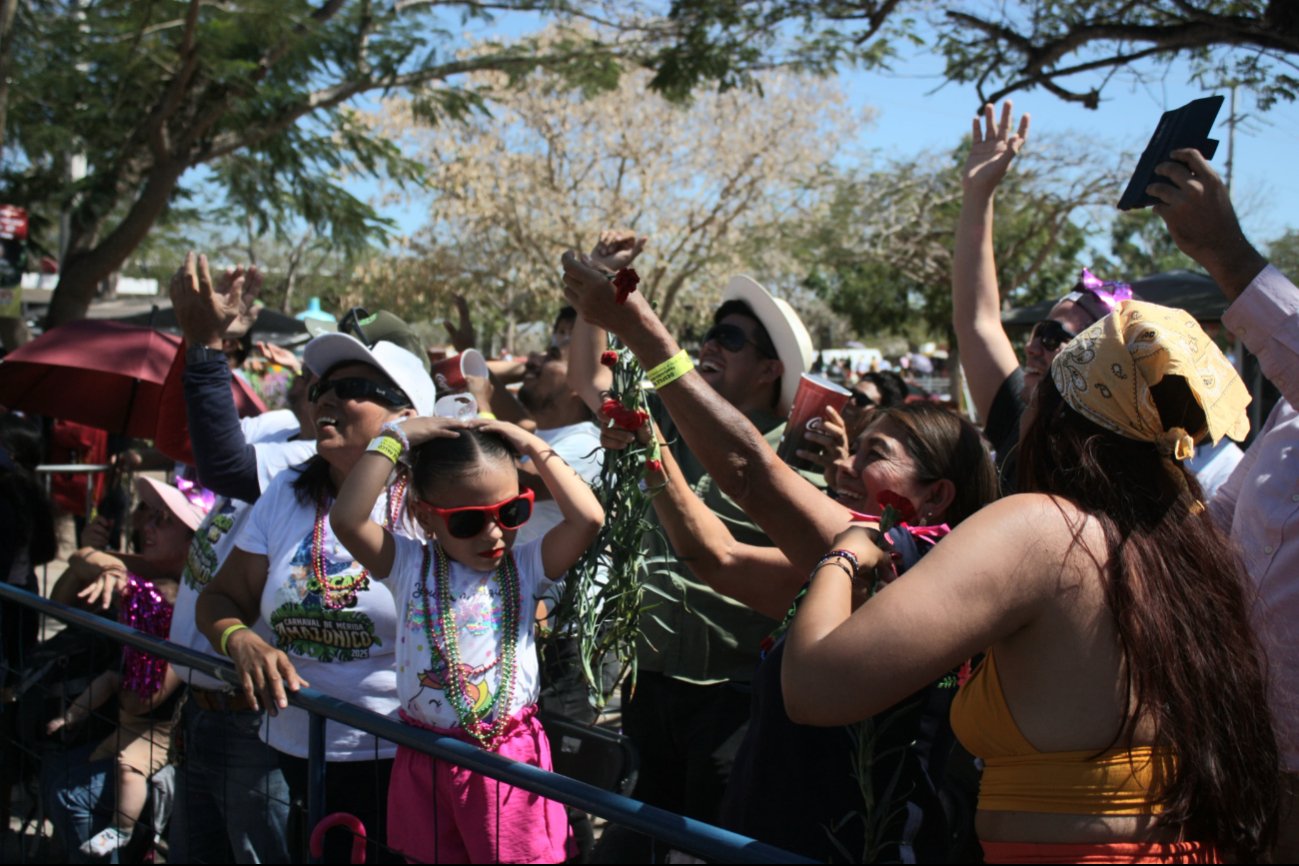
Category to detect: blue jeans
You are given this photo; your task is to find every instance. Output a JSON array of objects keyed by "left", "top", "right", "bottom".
[
  {"left": 168, "top": 700, "right": 292, "bottom": 863},
  {"left": 43, "top": 743, "right": 118, "bottom": 863}
]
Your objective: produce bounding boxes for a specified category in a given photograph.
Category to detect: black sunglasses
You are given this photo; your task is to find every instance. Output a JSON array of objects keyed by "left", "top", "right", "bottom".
[
  {"left": 1029, "top": 319, "right": 1077, "bottom": 352},
  {"left": 850, "top": 391, "right": 877, "bottom": 409},
  {"left": 702, "top": 323, "right": 775, "bottom": 358},
  {"left": 308, "top": 376, "right": 411, "bottom": 408}
]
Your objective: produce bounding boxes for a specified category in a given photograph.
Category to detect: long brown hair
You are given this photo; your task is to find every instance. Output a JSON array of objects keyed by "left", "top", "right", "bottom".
[
  {"left": 873, "top": 402, "right": 999, "bottom": 526},
  {"left": 1018, "top": 377, "right": 1279, "bottom": 860}
]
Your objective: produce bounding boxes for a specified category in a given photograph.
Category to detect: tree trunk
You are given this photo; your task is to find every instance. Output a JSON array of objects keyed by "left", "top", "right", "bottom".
[
  {"left": 0, "top": 0, "right": 22, "bottom": 153},
  {"left": 45, "top": 159, "right": 187, "bottom": 326}
]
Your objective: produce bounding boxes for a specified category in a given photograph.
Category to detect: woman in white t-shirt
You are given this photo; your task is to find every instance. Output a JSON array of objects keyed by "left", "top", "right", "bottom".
[{"left": 196, "top": 333, "right": 434, "bottom": 863}]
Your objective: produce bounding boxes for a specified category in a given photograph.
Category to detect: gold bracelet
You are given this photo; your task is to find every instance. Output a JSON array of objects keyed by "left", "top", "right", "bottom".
[
  {"left": 647, "top": 349, "right": 694, "bottom": 389},
  {"left": 219, "top": 623, "right": 250, "bottom": 656},
  {"left": 367, "top": 435, "right": 404, "bottom": 465}
]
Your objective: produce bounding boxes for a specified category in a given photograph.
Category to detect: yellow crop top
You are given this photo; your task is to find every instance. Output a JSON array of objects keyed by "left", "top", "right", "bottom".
[{"left": 950, "top": 650, "right": 1173, "bottom": 815}]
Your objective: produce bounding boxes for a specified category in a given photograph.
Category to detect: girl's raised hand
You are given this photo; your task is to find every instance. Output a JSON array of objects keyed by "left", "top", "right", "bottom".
[
  {"left": 962, "top": 101, "right": 1030, "bottom": 196},
  {"left": 465, "top": 417, "right": 539, "bottom": 455},
  {"left": 395, "top": 416, "right": 465, "bottom": 448}
]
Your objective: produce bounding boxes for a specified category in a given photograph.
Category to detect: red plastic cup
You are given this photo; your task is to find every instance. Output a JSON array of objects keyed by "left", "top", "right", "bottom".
[
  {"left": 777, "top": 373, "right": 852, "bottom": 471},
  {"left": 430, "top": 348, "right": 488, "bottom": 394}
]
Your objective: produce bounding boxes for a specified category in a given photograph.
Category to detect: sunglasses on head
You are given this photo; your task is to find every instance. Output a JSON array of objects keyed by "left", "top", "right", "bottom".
[
  {"left": 1029, "top": 319, "right": 1078, "bottom": 352},
  {"left": 339, "top": 307, "right": 374, "bottom": 347},
  {"left": 702, "top": 323, "right": 774, "bottom": 358},
  {"left": 308, "top": 376, "right": 411, "bottom": 408},
  {"left": 411, "top": 488, "right": 536, "bottom": 539}
]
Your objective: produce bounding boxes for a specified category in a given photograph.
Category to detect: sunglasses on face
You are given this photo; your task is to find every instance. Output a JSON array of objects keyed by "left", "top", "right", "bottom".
[
  {"left": 1029, "top": 319, "right": 1078, "bottom": 352},
  {"left": 850, "top": 391, "right": 877, "bottom": 409},
  {"left": 411, "top": 488, "right": 536, "bottom": 539},
  {"left": 702, "top": 323, "right": 774, "bottom": 358},
  {"left": 308, "top": 376, "right": 411, "bottom": 408}
]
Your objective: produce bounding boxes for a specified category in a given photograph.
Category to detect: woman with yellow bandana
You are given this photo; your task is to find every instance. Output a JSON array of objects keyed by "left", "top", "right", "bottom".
[{"left": 782, "top": 300, "right": 1280, "bottom": 863}]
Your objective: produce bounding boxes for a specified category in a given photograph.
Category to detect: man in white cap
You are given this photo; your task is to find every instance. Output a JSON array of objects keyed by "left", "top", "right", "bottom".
[{"left": 566, "top": 233, "right": 815, "bottom": 852}]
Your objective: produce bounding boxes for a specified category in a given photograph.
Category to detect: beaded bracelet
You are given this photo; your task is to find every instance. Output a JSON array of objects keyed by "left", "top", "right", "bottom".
[
  {"left": 367, "top": 435, "right": 404, "bottom": 465},
  {"left": 823, "top": 548, "right": 860, "bottom": 572},
  {"left": 813, "top": 557, "right": 856, "bottom": 582},
  {"left": 219, "top": 623, "right": 250, "bottom": 656},
  {"left": 647, "top": 350, "right": 694, "bottom": 389}
]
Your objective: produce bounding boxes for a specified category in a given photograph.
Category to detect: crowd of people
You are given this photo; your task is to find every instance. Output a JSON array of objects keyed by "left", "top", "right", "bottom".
[{"left": 0, "top": 101, "right": 1296, "bottom": 864}]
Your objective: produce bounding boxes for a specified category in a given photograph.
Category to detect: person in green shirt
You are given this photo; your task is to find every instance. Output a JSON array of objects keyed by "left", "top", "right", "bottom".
[{"left": 567, "top": 232, "right": 816, "bottom": 856}]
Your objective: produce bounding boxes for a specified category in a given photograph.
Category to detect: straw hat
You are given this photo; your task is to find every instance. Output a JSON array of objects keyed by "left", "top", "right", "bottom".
[{"left": 721, "top": 276, "right": 814, "bottom": 417}]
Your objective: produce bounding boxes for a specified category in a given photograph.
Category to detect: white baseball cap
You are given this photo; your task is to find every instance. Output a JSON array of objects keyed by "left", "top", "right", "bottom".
[{"left": 304, "top": 333, "right": 436, "bottom": 417}]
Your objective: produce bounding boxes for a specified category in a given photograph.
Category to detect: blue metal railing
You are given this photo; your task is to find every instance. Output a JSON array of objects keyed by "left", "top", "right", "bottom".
[{"left": 0, "top": 583, "right": 812, "bottom": 864}]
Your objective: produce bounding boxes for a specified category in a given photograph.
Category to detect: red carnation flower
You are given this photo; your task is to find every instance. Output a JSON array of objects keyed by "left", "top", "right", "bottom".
[
  {"left": 600, "top": 350, "right": 619, "bottom": 367},
  {"left": 599, "top": 397, "right": 649, "bottom": 432},
  {"left": 876, "top": 490, "right": 919, "bottom": 526},
  {"left": 612, "top": 267, "right": 640, "bottom": 305},
  {"left": 646, "top": 458, "right": 663, "bottom": 474}
]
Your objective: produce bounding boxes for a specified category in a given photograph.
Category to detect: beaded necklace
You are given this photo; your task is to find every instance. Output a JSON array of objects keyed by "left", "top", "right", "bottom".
[
  {"left": 420, "top": 542, "right": 520, "bottom": 750},
  {"left": 307, "top": 476, "right": 408, "bottom": 611}
]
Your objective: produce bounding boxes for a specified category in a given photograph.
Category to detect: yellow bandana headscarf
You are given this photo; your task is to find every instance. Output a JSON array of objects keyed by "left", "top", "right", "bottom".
[{"left": 1049, "top": 301, "right": 1251, "bottom": 461}]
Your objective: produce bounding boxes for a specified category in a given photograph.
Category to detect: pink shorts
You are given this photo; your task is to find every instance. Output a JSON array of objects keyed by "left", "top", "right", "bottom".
[{"left": 387, "top": 705, "right": 573, "bottom": 864}]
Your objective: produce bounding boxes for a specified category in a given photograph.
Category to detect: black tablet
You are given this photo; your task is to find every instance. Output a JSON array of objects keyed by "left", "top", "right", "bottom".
[{"left": 1117, "top": 95, "right": 1223, "bottom": 211}]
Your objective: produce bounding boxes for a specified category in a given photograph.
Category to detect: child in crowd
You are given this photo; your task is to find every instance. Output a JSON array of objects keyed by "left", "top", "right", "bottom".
[
  {"left": 331, "top": 417, "right": 603, "bottom": 863},
  {"left": 45, "top": 476, "right": 209, "bottom": 858}
]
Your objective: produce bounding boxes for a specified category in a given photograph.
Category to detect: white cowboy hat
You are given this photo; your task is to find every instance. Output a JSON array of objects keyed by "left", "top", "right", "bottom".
[{"left": 721, "top": 276, "right": 814, "bottom": 417}]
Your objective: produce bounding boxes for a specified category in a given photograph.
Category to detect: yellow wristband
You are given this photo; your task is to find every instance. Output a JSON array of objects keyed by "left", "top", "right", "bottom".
[
  {"left": 478, "top": 412, "right": 497, "bottom": 420},
  {"left": 647, "top": 349, "right": 694, "bottom": 389},
  {"left": 219, "top": 623, "right": 250, "bottom": 656},
  {"left": 367, "top": 435, "right": 404, "bottom": 465}
]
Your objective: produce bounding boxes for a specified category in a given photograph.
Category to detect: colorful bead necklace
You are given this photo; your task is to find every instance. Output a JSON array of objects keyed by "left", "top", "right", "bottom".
[
  {"left": 307, "top": 477, "right": 408, "bottom": 611},
  {"left": 420, "top": 542, "right": 520, "bottom": 750}
]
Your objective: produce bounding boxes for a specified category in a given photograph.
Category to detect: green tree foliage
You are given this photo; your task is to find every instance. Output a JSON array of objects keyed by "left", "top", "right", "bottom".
[
  {"left": 650, "top": 1, "right": 1299, "bottom": 111},
  {"left": 793, "top": 140, "right": 1115, "bottom": 341},
  {"left": 1103, "top": 208, "right": 1197, "bottom": 279},
  {"left": 1267, "top": 228, "right": 1299, "bottom": 279},
  {"left": 0, "top": 1, "right": 625, "bottom": 327}
]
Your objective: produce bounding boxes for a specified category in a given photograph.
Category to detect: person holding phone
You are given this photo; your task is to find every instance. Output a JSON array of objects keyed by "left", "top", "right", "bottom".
[{"left": 1148, "top": 145, "right": 1299, "bottom": 861}]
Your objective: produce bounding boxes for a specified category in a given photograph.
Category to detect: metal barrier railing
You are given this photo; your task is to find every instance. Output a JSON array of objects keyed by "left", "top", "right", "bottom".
[{"left": 0, "top": 583, "right": 811, "bottom": 864}]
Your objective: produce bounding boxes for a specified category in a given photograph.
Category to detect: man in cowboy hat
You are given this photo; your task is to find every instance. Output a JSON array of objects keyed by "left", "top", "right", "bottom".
[{"left": 566, "top": 232, "right": 815, "bottom": 853}]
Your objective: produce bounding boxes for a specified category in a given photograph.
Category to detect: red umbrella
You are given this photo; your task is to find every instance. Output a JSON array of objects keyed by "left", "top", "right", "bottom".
[{"left": 0, "top": 319, "right": 263, "bottom": 437}]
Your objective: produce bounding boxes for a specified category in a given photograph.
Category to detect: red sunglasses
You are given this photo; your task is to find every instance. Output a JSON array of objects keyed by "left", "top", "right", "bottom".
[{"left": 410, "top": 488, "right": 535, "bottom": 539}]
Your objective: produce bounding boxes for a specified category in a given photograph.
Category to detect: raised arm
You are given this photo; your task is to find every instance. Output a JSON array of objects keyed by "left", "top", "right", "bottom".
[
  {"left": 442, "top": 294, "right": 531, "bottom": 423},
  {"left": 169, "top": 252, "right": 263, "bottom": 502},
  {"left": 565, "top": 230, "right": 647, "bottom": 414},
  {"left": 609, "top": 421, "right": 805, "bottom": 619},
  {"left": 953, "top": 101, "right": 1031, "bottom": 422},
  {"left": 331, "top": 417, "right": 463, "bottom": 578},
  {"left": 477, "top": 419, "right": 604, "bottom": 579},
  {"left": 562, "top": 252, "right": 853, "bottom": 571},
  {"left": 783, "top": 496, "right": 1053, "bottom": 726}
]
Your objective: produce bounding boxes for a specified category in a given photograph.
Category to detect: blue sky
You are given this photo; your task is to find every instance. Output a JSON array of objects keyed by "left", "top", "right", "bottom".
[
  {"left": 840, "top": 49, "right": 1298, "bottom": 247},
  {"left": 368, "top": 33, "right": 1296, "bottom": 257}
]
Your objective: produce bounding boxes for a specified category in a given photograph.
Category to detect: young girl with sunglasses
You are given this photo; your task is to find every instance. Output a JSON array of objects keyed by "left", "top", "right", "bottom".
[{"left": 330, "top": 416, "right": 604, "bottom": 863}]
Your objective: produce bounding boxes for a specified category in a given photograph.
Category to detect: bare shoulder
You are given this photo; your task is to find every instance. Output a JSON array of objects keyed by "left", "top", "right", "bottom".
[{"left": 928, "top": 493, "right": 1107, "bottom": 598}]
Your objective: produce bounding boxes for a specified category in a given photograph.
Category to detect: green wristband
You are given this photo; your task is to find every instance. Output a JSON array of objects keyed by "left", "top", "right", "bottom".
[{"left": 647, "top": 350, "right": 694, "bottom": 389}]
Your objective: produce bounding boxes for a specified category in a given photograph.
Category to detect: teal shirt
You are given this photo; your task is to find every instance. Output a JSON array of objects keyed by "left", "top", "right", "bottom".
[{"left": 636, "top": 397, "right": 819, "bottom": 685}]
